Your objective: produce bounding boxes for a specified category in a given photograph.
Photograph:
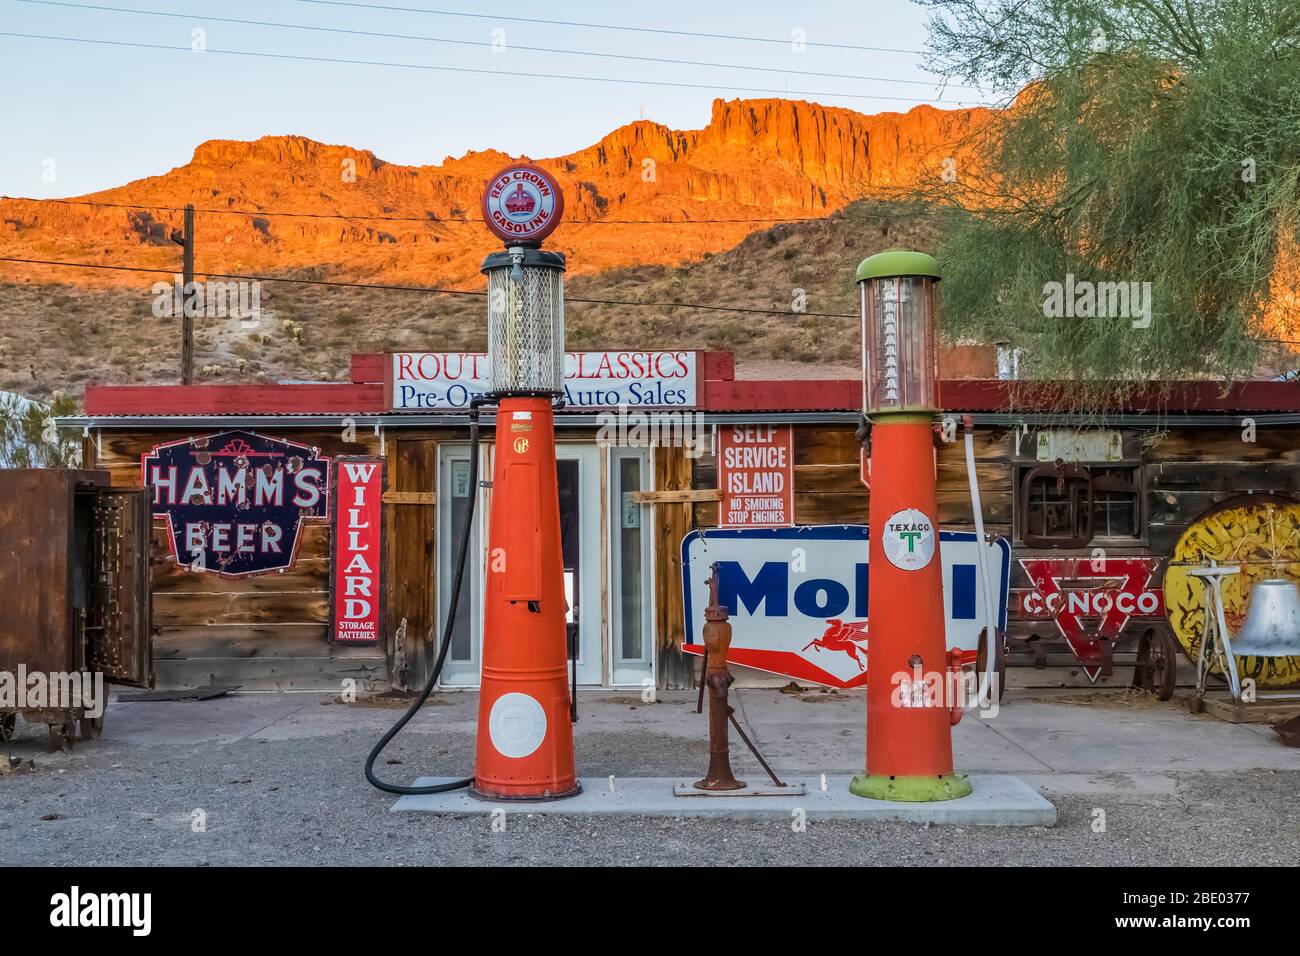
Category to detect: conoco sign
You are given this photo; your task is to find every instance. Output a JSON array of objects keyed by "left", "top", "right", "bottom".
[
  {"left": 482, "top": 163, "right": 564, "bottom": 245},
  {"left": 143, "top": 430, "right": 331, "bottom": 577},
  {"left": 1017, "top": 557, "right": 1164, "bottom": 681}
]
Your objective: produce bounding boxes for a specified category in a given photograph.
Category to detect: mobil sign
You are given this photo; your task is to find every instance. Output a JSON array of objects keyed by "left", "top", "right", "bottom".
[{"left": 681, "top": 525, "right": 1010, "bottom": 689}]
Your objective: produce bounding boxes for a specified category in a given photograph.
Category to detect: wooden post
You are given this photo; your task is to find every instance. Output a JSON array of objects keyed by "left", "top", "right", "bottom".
[{"left": 178, "top": 204, "right": 195, "bottom": 385}]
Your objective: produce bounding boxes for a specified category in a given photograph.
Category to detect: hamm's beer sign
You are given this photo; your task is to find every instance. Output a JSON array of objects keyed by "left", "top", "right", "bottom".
[
  {"left": 143, "top": 430, "right": 331, "bottom": 577},
  {"left": 681, "top": 525, "right": 1011, "bottom": 689}
]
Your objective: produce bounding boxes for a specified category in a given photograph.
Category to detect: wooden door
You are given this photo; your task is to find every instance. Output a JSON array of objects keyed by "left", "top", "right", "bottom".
[
  {"left": 86, "top": 486, "right": 153, "bottom": 687},
  {"left": 388, "top": 438, "right": 438, "bottom": 689},
  {"left": 0, "top": 469, "right": 105, "bottom": 674}
]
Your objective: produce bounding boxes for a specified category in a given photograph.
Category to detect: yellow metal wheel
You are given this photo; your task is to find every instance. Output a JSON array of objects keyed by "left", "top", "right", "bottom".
[{"left": 1164, "top": 496, "right": 1300, "bottom": 689}]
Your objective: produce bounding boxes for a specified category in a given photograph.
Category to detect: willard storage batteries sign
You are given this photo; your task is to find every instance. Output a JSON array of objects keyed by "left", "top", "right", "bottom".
[
  {"left": 681, "top": 525, "right": 1011, "bottom": 688},
  {"left": 142, "top": 430, "right": 330, "bottom": 578},
  {"left": 389, "top": 351, "right": 699, "bottom": 409},
  {"left": 330, "top": 459, "right": 383, "bottom": 644}
]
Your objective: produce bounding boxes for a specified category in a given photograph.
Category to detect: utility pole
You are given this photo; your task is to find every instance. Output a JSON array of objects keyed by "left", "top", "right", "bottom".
[{"left": 171, "top": 204, "right": 195, "bottom": 384}]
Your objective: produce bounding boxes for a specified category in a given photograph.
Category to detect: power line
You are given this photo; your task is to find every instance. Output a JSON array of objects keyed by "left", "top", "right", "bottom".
[
  {"left": 0, "top": 256, "right": 860, "bottom": 318},
  {"left": 0, "top": 31, "right": 991, "bottom": 107},
  {"left": 15, "top": 0, "right": 980, "bottom": 90},
  {"left": 292, "top": 0, "right": 927, "bottom": 55},
  {"left": 7, "top": 256, "right": 1296, "bottom": 347},
  {"left": 2, "top": 195, "right": 938, "bottom": 226}
]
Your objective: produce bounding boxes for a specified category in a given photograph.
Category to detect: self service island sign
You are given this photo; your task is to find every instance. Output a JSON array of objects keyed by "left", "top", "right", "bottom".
[
  {"left": 389, "top": 351, "right": 700, "bottom": 409},
  {"left": 681, "top": 525, "right": 1011, "bottom": 689},
  {"left": 143, "top": 430, "right": 331, "bottom": 578}
]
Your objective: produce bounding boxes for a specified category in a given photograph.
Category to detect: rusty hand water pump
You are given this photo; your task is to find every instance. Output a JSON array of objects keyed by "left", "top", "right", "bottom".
[{"left": 695, "top": 563, "right": 745, "bottom": 791}]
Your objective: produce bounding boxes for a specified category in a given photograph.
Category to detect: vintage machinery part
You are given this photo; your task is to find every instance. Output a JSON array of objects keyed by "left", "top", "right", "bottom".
[
  {"left": 0, "top": 713, "right": 17, "bottom": 743},
  {"left": 48, "top": 722, "right": 76, "bottom": 753},
  {"left": 964, "top": 418, "right": 1002, "bottom": 707},
  {"left": 1133, "top": 626, "right": 1177, "bottom": 700},
  {"left": 1164, "top": 495, "right": 1300, "bottom": 689},
  {"left": 974, "top": 627, "right": 1008, "bottom": 702},
  {"left": 364, "top": 399, "right": 486, "bottom": 795},
  {"left": 1189, "top": 563, "right": 1247, "bottom": 701}
]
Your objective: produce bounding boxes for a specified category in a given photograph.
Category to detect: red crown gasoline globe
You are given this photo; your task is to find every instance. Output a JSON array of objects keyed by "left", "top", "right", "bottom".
[{"left": 481, "top": 164, "right": 565, "bottom": 247}]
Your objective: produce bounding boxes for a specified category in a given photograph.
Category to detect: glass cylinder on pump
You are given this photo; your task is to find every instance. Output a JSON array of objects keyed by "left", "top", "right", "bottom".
[
  {"left": 858, "top": 250, "right": 940, "bottom": 416},
  {"left": 482, "top": 247, "right": 566, "bottom": 397}
]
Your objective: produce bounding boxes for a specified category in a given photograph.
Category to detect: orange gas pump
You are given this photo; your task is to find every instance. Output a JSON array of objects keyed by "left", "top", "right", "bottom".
[
  {"left": 471, "top": 390, "right": 579, "bottom": 799},
  {"left": 366, "top": 164, "right": 579, "bottom": 800},
  {"left": 850, "top": 250, "right": 972, "bottom": 803}
]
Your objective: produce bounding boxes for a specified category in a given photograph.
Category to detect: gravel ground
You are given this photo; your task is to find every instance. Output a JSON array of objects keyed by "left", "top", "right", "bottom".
[{"left": 2, "top": 711, "right": 1297, "bottom": 866}]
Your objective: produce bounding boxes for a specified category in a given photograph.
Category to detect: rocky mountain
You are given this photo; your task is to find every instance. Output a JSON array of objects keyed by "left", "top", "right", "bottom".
[
  {"left": 1, "top": 97, "right": 989, "bottom": 288},
  {"left": 0, "top": 97, "right": 994, "bottom": 396}
]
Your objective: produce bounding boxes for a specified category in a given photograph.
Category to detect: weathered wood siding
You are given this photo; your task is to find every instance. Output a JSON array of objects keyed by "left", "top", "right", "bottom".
[{"left": 88, "top": 428, "right": 386, "bottom": 691}]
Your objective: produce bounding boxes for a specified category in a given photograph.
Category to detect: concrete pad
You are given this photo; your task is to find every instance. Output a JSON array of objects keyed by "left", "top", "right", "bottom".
[
  {"left": 1018, "top": 771, "right": 1182, "bottom": 796},
  {"left": 978, "top": 700, "right": 1300, "bottom": 772},
  {"left": 105, "top": 692, "right": 312, "bottom": 745},
  {"left": 391, "top": 774, "right": 1057, "bottom": 826}
]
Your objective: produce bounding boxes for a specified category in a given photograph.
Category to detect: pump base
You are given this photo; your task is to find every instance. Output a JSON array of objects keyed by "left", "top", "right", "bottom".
[
  {"left": 849, "top": 772, "right": 973, "bottom": 802},
  {"left": 468, "top": 781, "right": 583, "bottom": 802}
]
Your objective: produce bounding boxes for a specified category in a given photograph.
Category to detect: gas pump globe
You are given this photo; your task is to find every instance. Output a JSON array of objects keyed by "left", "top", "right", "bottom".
[
  {"left": 852, "top": 249, "right": 971, "bottom": 803},
  {"left": 859, "top": 251, "right": 940, "bottom": 414},
  {"left": 483, "top": 247, "right": 566, "bottom": 395}
]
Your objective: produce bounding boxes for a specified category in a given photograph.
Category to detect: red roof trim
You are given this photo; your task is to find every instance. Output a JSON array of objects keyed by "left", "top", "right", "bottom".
[
  {"left": 704, "top": 379, "right": 858, "bottom": 412},
  {"left": 81, "top": 377, "right": 1300, "bottom": 417},
  {"left": 85, "top": 383, "right": 385, "bottom": 416}
]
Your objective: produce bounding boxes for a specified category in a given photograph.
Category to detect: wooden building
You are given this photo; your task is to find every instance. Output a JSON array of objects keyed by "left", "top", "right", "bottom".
[{"left": 62, "top": 351, "right": 1300, "bottom": 696}]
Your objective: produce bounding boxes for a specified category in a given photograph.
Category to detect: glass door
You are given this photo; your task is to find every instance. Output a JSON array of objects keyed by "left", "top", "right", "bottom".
[
  {"left": 609, "top": 450, "right": 654, "bottom": 687},
  {"left": 437, "top": 443, "right": 482, "bottom": 686},
  {"left": 556, "top": 444, "right": 602, "bottom": 685}
]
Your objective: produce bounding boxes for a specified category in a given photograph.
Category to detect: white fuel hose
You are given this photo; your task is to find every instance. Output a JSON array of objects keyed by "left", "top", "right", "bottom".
[{"left": 964, "top": 424, "right": 1000, "bottom": 709}]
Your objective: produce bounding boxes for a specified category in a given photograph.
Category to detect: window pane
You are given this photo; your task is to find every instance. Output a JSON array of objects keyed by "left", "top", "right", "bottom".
[
  {"left": 448, "top": 458, "right": 474, "bottom": 661},
  {"left": 1028, "top": 478, "right": 1076, "bottom": 537},
  {"left": 556, "top": 459, "right": 581, "bottom": 649},
  {"left": 617, "top": 457, "right": 644, "bottom": 662}
]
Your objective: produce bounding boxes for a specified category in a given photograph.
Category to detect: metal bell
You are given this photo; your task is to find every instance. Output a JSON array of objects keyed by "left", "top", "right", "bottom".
[{"left": 1231, "top": 579, "right": 1300, "bottom": 659}]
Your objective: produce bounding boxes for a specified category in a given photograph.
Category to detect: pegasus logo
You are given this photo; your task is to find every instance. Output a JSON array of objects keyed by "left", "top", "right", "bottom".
[{"left": 802, "top": 619, "right": 869, "bottom": 670}]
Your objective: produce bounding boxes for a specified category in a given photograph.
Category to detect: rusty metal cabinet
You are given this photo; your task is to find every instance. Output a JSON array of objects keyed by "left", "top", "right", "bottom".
[{"left": 0, "top": 469, "right": 153, "bottom": 748}]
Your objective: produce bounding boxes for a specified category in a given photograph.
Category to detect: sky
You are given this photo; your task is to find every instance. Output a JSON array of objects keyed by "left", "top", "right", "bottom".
[{"left": 0, "top": 0, "right": 987, "bottom": 199}]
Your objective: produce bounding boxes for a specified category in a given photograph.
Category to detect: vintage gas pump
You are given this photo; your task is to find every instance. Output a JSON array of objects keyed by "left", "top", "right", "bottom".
[
  {"left": 366, "top": 163, "right": 578, "bottom": 800},
  {"left": 851, "top": 250, "right": 972, "bottom": 802},
  {"left": 472, "top": 194, "right": 578, "bottom": 800}
]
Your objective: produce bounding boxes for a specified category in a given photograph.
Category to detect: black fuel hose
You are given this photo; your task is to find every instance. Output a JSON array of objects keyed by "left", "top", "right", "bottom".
[{"left": 365, "top": 400, "right": 484, "bottom": 795}]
